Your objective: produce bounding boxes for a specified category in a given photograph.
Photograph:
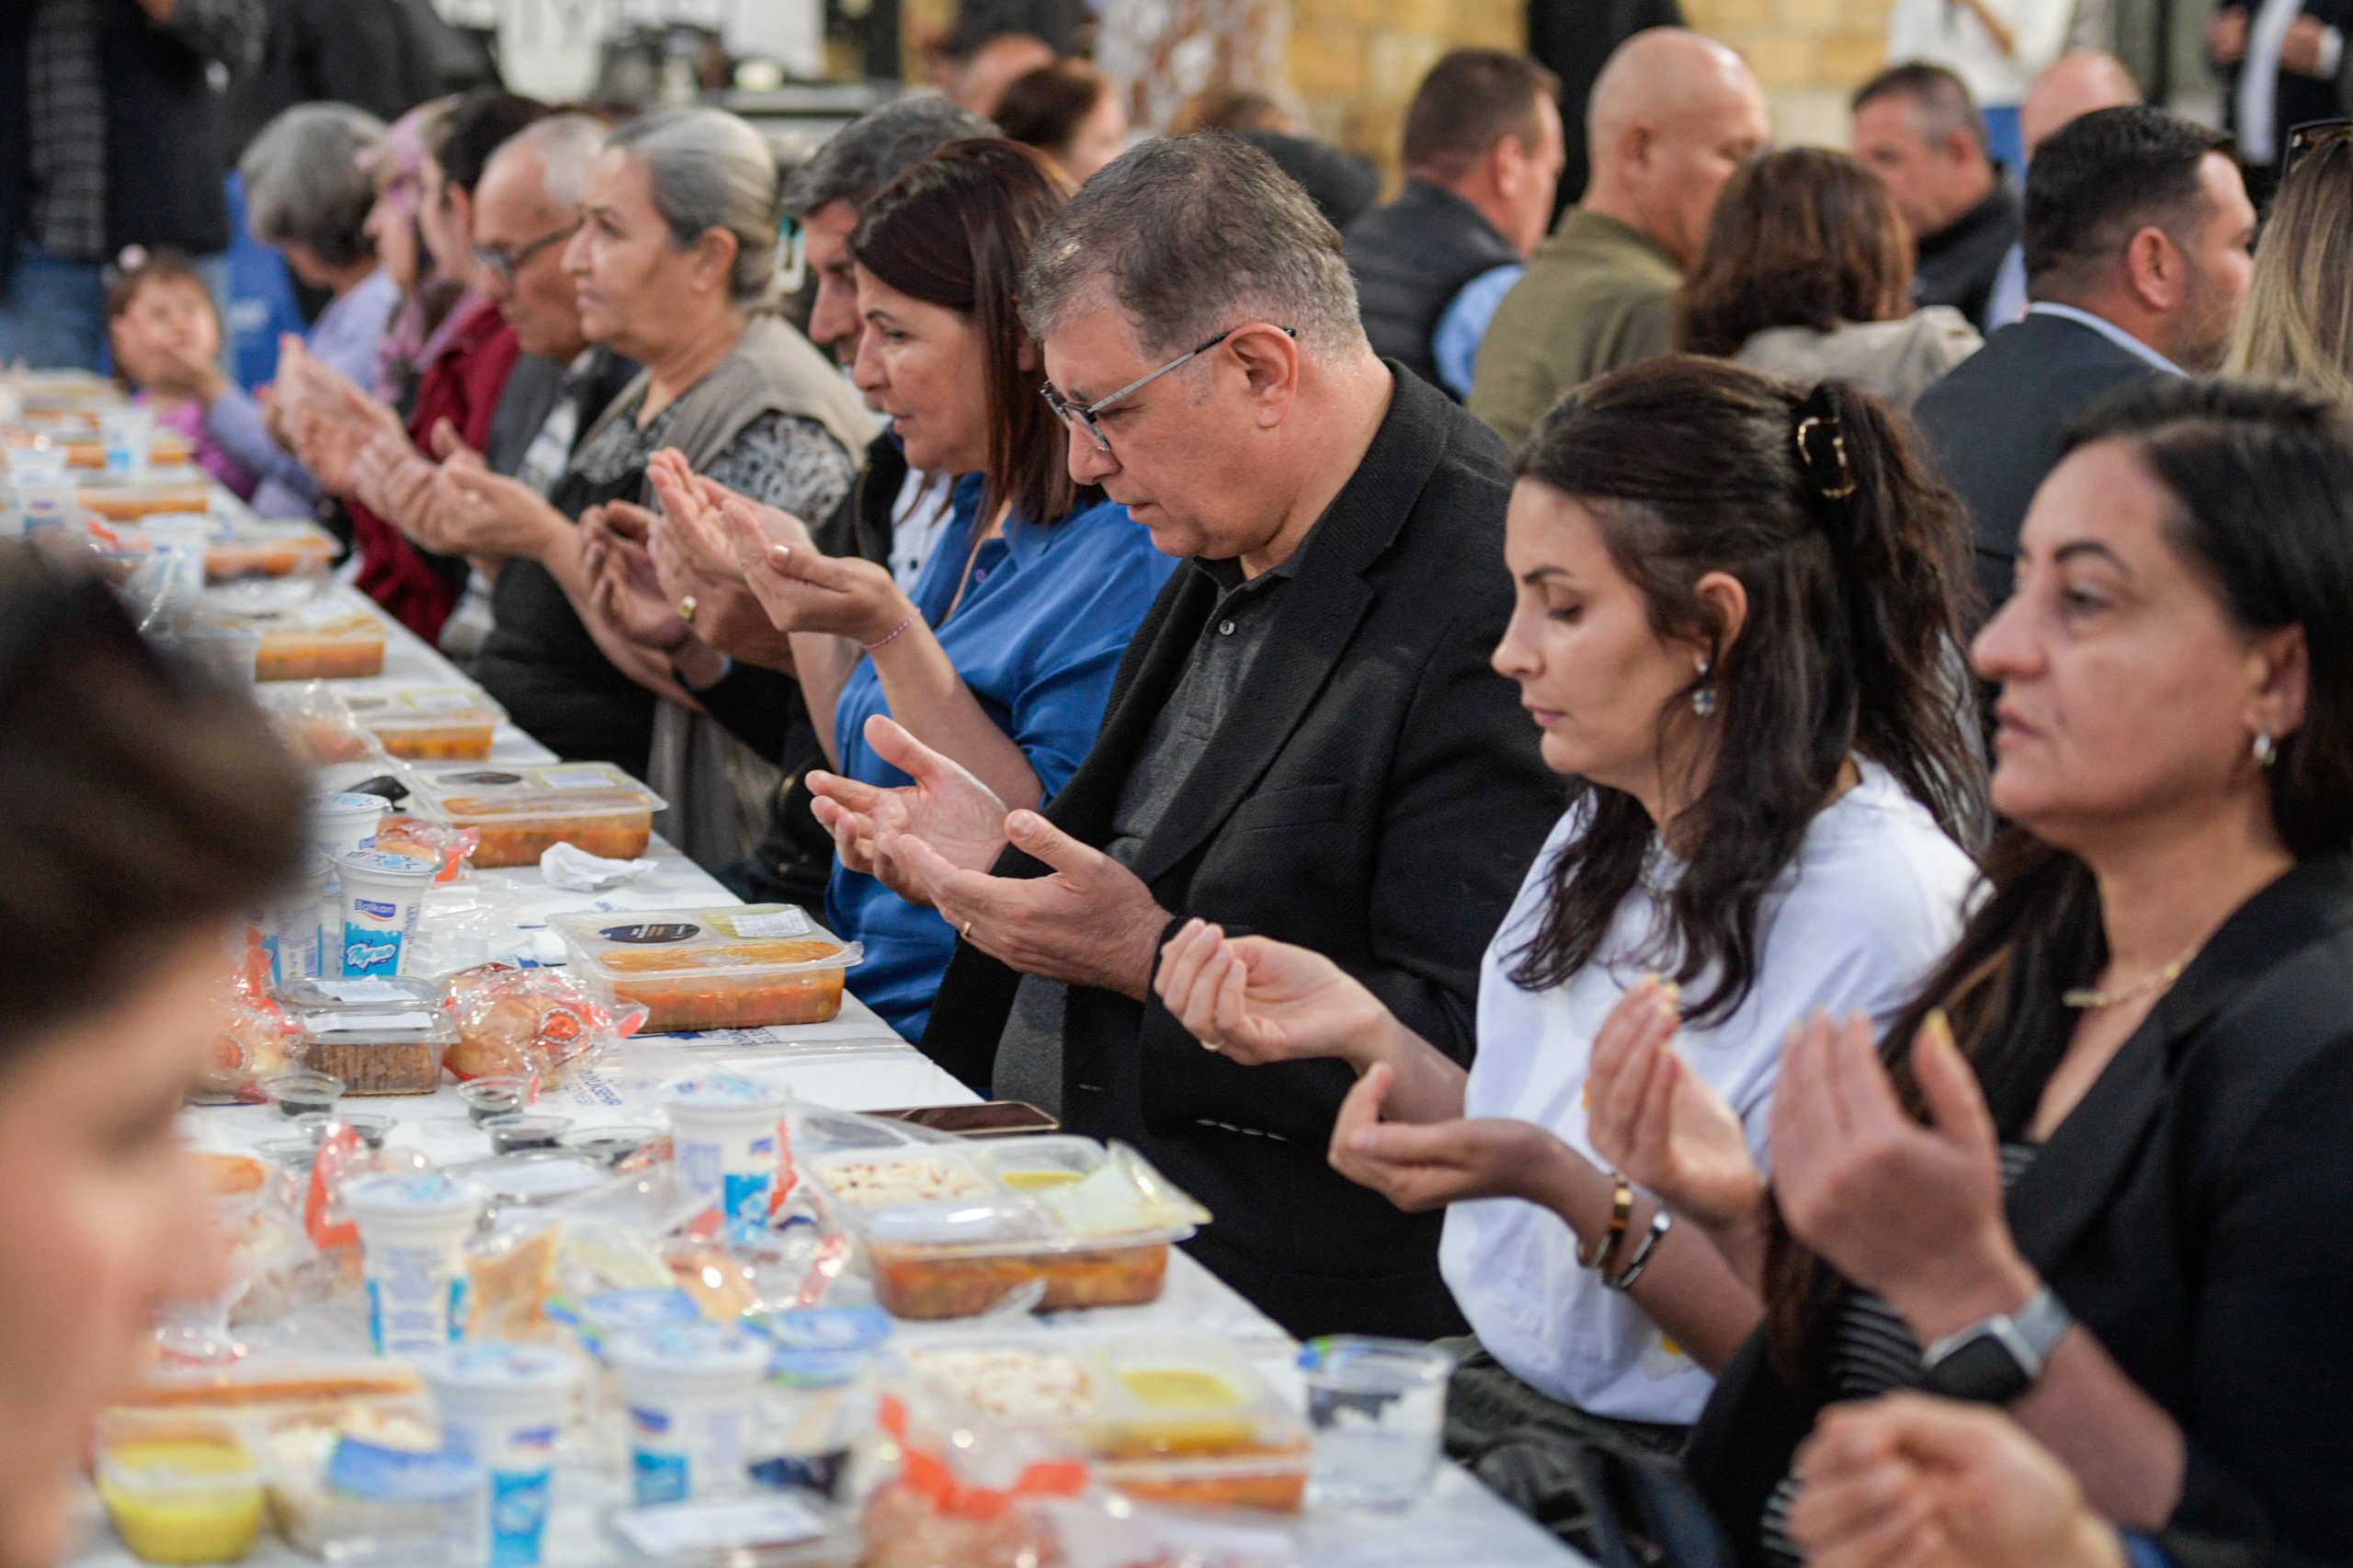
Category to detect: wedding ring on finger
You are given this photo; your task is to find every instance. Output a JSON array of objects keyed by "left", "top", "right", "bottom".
[
  {"left": 961, "top": 919, "right": 974, "bottom": 941},
  {"left": 1201, "top": 1037, "right": 1226, "bottom": 1052}
]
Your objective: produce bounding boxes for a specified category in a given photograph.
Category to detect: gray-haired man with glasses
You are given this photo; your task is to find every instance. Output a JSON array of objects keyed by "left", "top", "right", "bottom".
[{"left": 806, "top": 133, "right": 1560, "bottom": 1341}]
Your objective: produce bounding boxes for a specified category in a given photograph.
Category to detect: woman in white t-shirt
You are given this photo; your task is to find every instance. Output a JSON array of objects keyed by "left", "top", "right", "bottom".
[{"left": 1153, "top": 356, "right": 1984, "bottom": 1498}]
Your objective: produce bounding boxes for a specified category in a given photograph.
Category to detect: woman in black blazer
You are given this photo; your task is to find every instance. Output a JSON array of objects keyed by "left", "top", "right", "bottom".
[{"left": 1589, "top": 378, "right": 2353, "bottom": 1563}]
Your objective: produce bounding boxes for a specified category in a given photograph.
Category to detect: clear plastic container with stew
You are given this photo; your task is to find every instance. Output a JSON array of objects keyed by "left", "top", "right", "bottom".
[
  {"left": 901, "top": 1331, "right": 1310, "bottom": 1513},
  {"left": 279, "top": 975, "right": 457, "bottom": 1096},
  {"left": 805, "top": 1140, "right": 1206, "bottom": 1320},
  {"left": 199, "top": 517, "right": 338, "bottom": 583},
  {"left": 551, "top": 904, "right": 860, "bottom": 1032},
  {"left": 199, "top": 587, "right": 386, "bottom": 681},
  {"left": 342, "top": 687, "right": 505, "bottom": 761},
  {"left": 404, "top": 762, "right": 666, "bottom": 868}
]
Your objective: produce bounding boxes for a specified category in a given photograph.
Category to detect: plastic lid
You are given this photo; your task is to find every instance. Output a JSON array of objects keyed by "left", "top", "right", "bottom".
[
  {"left": 280, "top": 975, "right": 440, "bottom": 1010},
  {"left": 763, "top": 1307, "right": 892, "bottom": 1353},
  {"left": 577, "top": 1289, "right": 704, "bottom": 1338},
  {"left": 660, "top": 1074, "right": 786, "bottom": 1112},
  {"left": 407, "top": 762, "right": 664, "bottom": 820},
  {"left": 340, "top": 1171, "right": 484, "bottom": 1222},
  {"left": 422, "top": 1341, "right": 583, "bottom": 1396},
  {"left": 551, "top": 905, "right": 854, "bottom": 981},
  {"left": 335, "top": 848, "right": 439, "bottom": 881},
  {"left": 860, "top": 1199, "right": 1028, "bottom": 1247},
  {"left": 325, "top": 1440, "right": 483, "bottom": 1503},
  {"left": 608, "top": 1324, "right": 772, "bottom": 1380},
  {"left": 310, "top": 790, "right": 391, "bottom": 817}
]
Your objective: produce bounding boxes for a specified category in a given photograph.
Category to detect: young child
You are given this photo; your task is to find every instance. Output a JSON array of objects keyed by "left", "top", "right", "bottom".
[{"left": 105, "top": 253, "right": 258, "bottom": 501}]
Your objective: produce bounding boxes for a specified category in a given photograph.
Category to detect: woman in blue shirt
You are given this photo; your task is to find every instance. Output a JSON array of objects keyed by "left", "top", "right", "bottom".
[{"left": 676, "top": 141, "right": 1175, "bottom": 1038}]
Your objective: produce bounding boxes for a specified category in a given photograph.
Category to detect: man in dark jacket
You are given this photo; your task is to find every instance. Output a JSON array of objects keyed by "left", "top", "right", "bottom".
[
  {"left": 1852, "top": 62, "right": 2021, "bottom": 332},
  {"left": 0, "top": 0, "right": 262, "bottom": 369},
  {"left": 1912, "top": 107, "right": 2253, "bottom": 625},
  {"left": 810, "top": 135, "right": 1562, "bottom": 1340},
  {"left": 1345, "top": 49, "right": 1565, "bottom": 399}
]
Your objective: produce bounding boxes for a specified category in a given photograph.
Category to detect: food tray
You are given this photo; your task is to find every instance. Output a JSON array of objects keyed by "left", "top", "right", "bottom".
[
  {"left": 551, "top": 905, "right": 859, "bottom": 1031},
  {"left": 804, "top": 1142, "right": 1204, "bottom": 1320},
  {"left": 279, "top": 976, "right": 456, "bottom": 1096},
  {"left": 341, "top": 687, "right": 504, "bottom": 760},
  {"left": 404, "top": 762, "right": 665, "bottom": 868},
  {"left": 75, "top": 482, "right": 214, "bottom": 519},
  {"left": 201, "top": 519, "right": 337, "bottom": 583},
  {"left": 902, "top": 1333, "right": 1309, "bottom": 1512}
]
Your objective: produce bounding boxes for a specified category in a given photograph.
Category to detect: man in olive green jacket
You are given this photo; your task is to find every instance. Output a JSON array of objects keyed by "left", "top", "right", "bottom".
[{"left": 1470, "top": 28, "right": 1769, "bottom": 449}]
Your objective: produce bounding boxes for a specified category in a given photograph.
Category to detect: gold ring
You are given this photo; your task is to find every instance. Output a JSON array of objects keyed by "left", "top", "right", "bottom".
[
  {"left": 1202, "top": 1038, "right": 1225, "bottom": 1051},
  {"left": 676, "top": 595, "right": 698, "bottom": 624},
  {"left": 961, "top": 919, "right": 973, "bottom": 940}
]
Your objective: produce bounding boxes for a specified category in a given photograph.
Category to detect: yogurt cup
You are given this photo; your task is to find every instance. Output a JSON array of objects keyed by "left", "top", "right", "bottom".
[
  {"left": 98, "top": 407, "right": 153, "bottom": 482},
  {"left": 262, "top": 851, "right": 331, "bottom": 986},
  {"left": 660, "top": 1074, "right": 788, "bottom": 1244},
  {"left": 421, "top": 1342, "right": 583, "bottom": 1568},
  {"left": 6, "top": 442, "right": 68, "bottom": 483},
  {"left": 311, "top": 791, "right": 391, "bottom": 861},
  {"left": 335, "top": 849, "right": 438, "bottom": 979},
  {"left": 13, "top": 479, "right": 78, "bottom": 534},
  {"left": 341, "top": 1171, "right": 483, "bottom": 1357},
  {"left": 608, "top": 1325, "right": 771, "bottom": 1505}
]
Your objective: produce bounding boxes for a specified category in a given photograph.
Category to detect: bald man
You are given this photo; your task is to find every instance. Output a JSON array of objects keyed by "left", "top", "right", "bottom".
[
  {"left": 1983, "top": 51, "right": 2140, "bottom": 327},
  {"left": 1469, "top": 28, "right": 1768, "bottom": 448}
]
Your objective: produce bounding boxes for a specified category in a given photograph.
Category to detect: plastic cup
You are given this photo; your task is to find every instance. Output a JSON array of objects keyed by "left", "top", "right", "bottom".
[
  {"left": 6, "top": 442, "right": 68, "bottom": 483},
  {"left": 1299, "top": 1336, "right": 1454, "bottom": 1512},
  {"left": 421, "top": 1343, "right": 582, "bottom": 1568},
  {"left": 341, "top": 1172, "right": 484, "bottom": 1358},
  {"left": 335, "top": 848, "right": 438, "bottom": 979},
  {"left": 14, "top": 479, "right": 78, "bottom": 534},
  {"left": 608, "top": 1325, "right": 771, "bottom": 1505},
  {"left": 660, "top": 1074, "right": 787, "bottom": 1244},
  {"left": 312, "top": 791, "right": 392, "bottom": 861},
  {"left": 262, "top": 851, "right": 331, "bottom": 986},
  {"left": 483, "top": 1113, "right": 568, "bottom": 1155},
  {"left": 99, "top": 407, "right": 154, "bottom": 482}
]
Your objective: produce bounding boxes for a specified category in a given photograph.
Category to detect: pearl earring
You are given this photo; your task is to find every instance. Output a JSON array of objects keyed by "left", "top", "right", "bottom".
[
  {"left": 2253, "top": 731, "right": 2277, "bottom": 768},
  {"left": 1692, "top": 658, "right": 1717, "bottom": 718}
]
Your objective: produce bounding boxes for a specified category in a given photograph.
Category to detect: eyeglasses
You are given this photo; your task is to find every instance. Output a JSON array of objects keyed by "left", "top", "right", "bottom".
[
  {"left": 1040, "top": 324, "right": 1297, "bottom": 453},
  {"left": 2282, "top": 118, "right": 2353, "bottom": 180},
  {"left": 472, "top": 218, "right": 583, "bottom": 286}
]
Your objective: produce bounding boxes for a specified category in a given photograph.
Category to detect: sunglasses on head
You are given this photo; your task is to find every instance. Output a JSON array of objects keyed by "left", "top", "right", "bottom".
[{"left": 2282, "top": 118, "right": 2353, "bottom": 180}]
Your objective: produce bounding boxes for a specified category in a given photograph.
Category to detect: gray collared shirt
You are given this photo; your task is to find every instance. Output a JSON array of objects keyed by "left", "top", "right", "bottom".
[{"left": 992, "top": 552, "right": 1297, "bottom": 1112}]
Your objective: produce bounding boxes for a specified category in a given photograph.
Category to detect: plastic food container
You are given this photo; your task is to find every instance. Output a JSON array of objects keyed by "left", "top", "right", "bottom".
[
  {"left": 280, "top": 975, "right": 455, "bottom": 1096},
  {"left": 810, "top": 1139, "right": 1207, "bottom": 1321},
  {"left": 422, "top": 1342, "right": 583, "bottom": 1568},
  {"left": 483, "top": 1113, "right": 570, "bottom": 1155},
  {"left": 342, "top": 1172, "right": 485, "bottom": 1358},
  {"left": 343, "top": 687, "right": 504, "bottom": 760},
  {"left": 608, "top": 1325, "right": 773, "bottom": 1506},
  {"left": 255, "top": 612, "right": 385, "bottom": 681},
  {"left": 93, "top": 1412, "right": 267, "bottom": 1564},
  {"left": 261, "top": 1071, "right": 345, "bottom": 1119},
  {"left": 78, "top": 482, "right": 212, "bottom": 520},
  {"left": 200, "top": 519, "right": 336, "bottom": 583},
  {"left": 405, "top": 763, "right": 666, "bottom": 869},
  {"left": 334, "top": 848, "right": 438, "bottom": 979},
  {"left": 552, "top": 906, "right": 859, "bottom": 1032},
  {"left": 904, "top": 1333, "right": 1310, "bottom": 1513}
]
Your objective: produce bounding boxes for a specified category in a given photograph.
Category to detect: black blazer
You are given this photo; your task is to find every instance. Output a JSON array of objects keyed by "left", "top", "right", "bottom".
[
  {"left": 2211, "top": 0, "right": 2353, "bottom": 173},
  {"left": 1688, "top": 853, "right": 2353, "bottom": 1563},
  {"left": 918, "top": 369, "right": 1563, "bottom": 1339},
  {"left": 1911, "top": 311, "right": 2160, "bottom": 626}
]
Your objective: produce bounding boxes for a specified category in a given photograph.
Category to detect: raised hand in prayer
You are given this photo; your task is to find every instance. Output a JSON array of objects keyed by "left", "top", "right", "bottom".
[
  {"left": 1154, "top": 919, "right": 1395, "bottom": 1065},
  {"left": 1328, "top": 1064, "right": 1570, "bottom": 1212},
  {"left": 432, "top": 442, "right": 568, "bottom": 561},
  {"left": 806, "top": 715, "right": 1009, "bottom": 884},
  {"left": 583, "top": 503, "right": 697, "bottom": 655},
  {"left": 720, "top": 495, "right": 908, "bottom": 645},
  {"left": 638, "top": 509, "right": 797, "bottom": 675}
]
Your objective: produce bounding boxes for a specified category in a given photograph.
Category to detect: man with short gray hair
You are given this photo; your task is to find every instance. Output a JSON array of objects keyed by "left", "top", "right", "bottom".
[{"left": 811, "top": 133, "right": 1560, "bottom": 1338}]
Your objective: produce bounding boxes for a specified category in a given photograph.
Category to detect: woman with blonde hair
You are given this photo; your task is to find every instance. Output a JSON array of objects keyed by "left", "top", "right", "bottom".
[{"left": 2222, "top": 128, "right": 2353, "bottom": 404}]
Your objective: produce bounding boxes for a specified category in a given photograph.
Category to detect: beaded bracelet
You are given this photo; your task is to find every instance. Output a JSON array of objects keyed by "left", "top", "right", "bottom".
[{"left": 862, "top": 610, "right": 918, "bottom": 651}]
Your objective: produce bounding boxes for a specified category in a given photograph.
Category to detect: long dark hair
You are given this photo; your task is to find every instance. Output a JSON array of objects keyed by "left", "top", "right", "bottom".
[
  {"left": 1677, "top": 148, "right": 1914, "bottom": 358},
  {"left": 852, "top": 139, "right": 1090, "bottom": 528},
  {"left": 0, "top": 546, "right": 308, "bottom": 1046},
  {"left": 1766, "top": 377, "right": 2353, "bottom": 1379},
  {"left": 1507, "top": 356, "right": 1983, "bottom": 1026}
]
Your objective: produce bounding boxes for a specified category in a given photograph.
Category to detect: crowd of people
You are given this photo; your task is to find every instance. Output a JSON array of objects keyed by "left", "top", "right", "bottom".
[{"left": 6, "top": 13, "right": 2353, "bottom": 1568}]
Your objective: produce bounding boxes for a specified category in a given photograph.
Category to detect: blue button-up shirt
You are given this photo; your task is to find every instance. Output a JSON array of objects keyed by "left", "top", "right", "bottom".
[{"left": 826, "top": 479, "right": 1177, "bottom": 1039}]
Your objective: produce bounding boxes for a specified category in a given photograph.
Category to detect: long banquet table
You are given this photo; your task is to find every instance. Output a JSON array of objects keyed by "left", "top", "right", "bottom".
[{"left": 78, "top": 547, "right": 1587, "bottom": 1566}]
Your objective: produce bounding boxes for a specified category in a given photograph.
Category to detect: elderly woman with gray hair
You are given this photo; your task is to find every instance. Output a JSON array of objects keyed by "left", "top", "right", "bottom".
[
  {"left": 140, "top": 101, "right": 402, "bottom": 518},
  {"left": 429, "top": 108, "right": 871, "bottom": 864}
]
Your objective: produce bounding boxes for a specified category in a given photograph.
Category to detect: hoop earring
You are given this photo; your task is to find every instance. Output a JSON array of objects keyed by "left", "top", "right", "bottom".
[
  {"left": 1692, "top": 658, "right": 1717, "bottom": 719},
  {"left": 2253, "top": 731, "right": 2277, "bottom": 769}
]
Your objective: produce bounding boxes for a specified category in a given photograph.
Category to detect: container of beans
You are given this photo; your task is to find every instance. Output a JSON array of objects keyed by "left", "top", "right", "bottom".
[
  {"left": 551, "top": 904, "right": 859, "bottom": 1032},
  {"left": 279, "top": 975, "right": 456, "bottom": 1096}
]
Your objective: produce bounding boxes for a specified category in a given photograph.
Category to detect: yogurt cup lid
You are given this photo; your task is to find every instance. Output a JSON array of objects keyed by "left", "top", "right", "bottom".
[
  {"left": 310, "top": 790, "right": 391, "bottom": 817},
  {"left": 763, "top": 1307, "right": 892, "bottom": 1353},
  {"left": 340, "top": 1170, "right": 484, "bottom": 1221},
  {"left": 335, "top": 847, "right": 439, "bottom": 881},
  {"left": 577, "top": 1289, "right": 703, "bottom": 1337},
  {"left": 609, "top": 1324, "right": 772, "bottom": 1379},
  {"left": 661, "top": 1074, "right": 785, "bottom": 1112},
  {"left": 423, "top": 1341, "right": 583, "bottom": 1395}
]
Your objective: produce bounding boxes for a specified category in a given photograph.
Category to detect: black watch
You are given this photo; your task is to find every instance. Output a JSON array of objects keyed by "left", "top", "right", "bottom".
[{"left": 1918, "top": 1285, "right": 2072, "bottom": 1404}]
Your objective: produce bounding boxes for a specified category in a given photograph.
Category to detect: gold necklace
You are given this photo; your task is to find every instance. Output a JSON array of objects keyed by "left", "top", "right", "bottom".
[{"left": 2062, "top": 944, "right": 2201, "bottom": 1010}]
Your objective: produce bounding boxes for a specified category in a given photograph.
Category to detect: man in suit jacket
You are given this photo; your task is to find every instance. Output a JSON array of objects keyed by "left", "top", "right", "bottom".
[
  {"left": 807, "top": 134, "right": 1562, "bottom": 1340},
  {"left": 1913, "top": 107, "right": 2254, "bottom": 624}
]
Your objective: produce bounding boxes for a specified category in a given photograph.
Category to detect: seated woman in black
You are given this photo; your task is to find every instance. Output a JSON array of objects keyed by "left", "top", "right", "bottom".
[{"left": 1588, "top": 379, "right": 2353, "bottom": 1562}]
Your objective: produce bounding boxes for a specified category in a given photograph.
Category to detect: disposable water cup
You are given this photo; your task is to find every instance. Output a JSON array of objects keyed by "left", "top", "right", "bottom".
[
  {"left": 311, "top": 791, "right": 391, "bottom": 861},
  {"left": 341, "top": 1173, "right": 483, "bottom": 1358},
  {"left": 14, "top": 479, "right": 78, "bottom": 533},
  {"left": 1300, "top": 1336, "right": 1455, "bottom": 1512},
  {"left": 262, "top": 851, "right": 330, "bottom": 986},
  {"left": 660, "top": 1075, "right": 788, "bottom": 1242},
  {"left": 609, "top": 1326, "right": 772, "bottom": 1505},
  {"left": 99, "top": 407, "right": 153, "bottom": 482},
  {"left": 335, "top": 849, "right": 437, "bottom": 979},
  {"left": 422, "top": 1343, "right": 583, "bottom": 1568}
]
